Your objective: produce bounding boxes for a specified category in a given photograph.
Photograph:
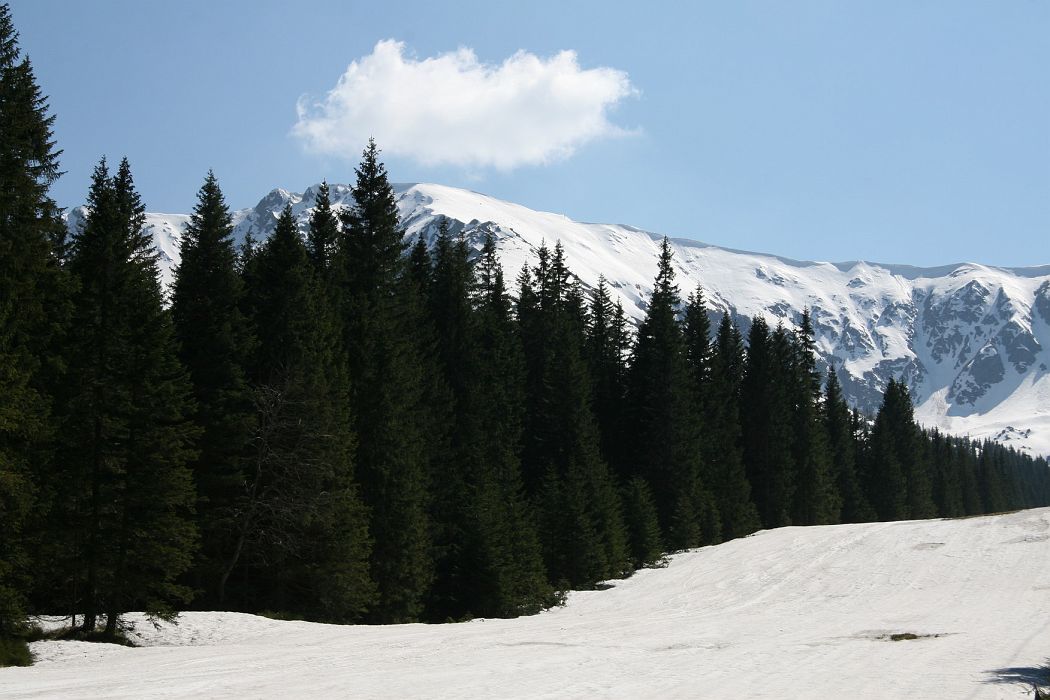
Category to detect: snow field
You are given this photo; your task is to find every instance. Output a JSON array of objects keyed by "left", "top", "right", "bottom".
[{"left": 4, "top": 508, "right": 1050, "bottom": 699}]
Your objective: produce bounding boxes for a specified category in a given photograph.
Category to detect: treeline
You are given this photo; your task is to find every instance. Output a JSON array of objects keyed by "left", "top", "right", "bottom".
[{"left": 2, "top": 2, "right": 1049, "bottom": 659}]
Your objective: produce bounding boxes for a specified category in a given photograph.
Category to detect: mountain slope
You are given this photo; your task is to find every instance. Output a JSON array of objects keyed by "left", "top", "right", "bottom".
[
  {"left": 64, "top": 183, "right": 1050, "bottom": 456},
  {"left": 8, "top": 507, "right": 1050, "bottom": 698}
]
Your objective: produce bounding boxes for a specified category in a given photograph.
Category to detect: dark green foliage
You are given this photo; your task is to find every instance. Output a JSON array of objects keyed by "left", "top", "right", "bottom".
[
  {"left": 466, "top": 231, "right": 552, "bottom": 615},
  {"left": 628, "top": 239, "right": 719, "bottom": 549},
  {"left": 306, "top": 181, "right": 339, "bottom": 274},
  {"left": 423, "top": 220, "right": 485, "bottom": 620},
  {"left": 0, "top": 636, "right": 31, "bottom": 666},
  {"left": 704, "top": 313, "right": 762, "bottom": 539},
  {"left": 240, "top": 206, "right": 375, "bottom": 622},
  {"left": 171, "top": 171, "right": 256, "bottom": 607},
  {"left": 741, "top": 317, "right": 796, "bottom": 528},
  {"left": 57, "top": 158, "right": 198, "bottom": 635},
  {"left": 789, "top": 309, "right": 840, "bottom": 525},
  {"left": 976, "top": 441, "right": 1010, "bottom": 514},
  {"left": 0, "top": 1, "right": 67, "bottom": 641},
  {"left": 519, "top": 243, "right": 630, "bottom": 587},
  {"left": 824, "top": 368, "right": 872, "bottom": 522},
  {"left": 586, "top": 276, "right": 631, "bottom": 478},
  {"left": 929, "top": 430, "right": 965, "bottom": 518},
  {"left": 683, "top": 288, "right": 713, "bottom": 388},
  {"left": 337, "top": 140, "right": 432, "bottom": 622},
  {"left": 622, "top": 477, "right": 663, "bottom": 568},
  {"left": 867, "top": 379, "right": 935, "bottom": 520},
  {"left": 423, "top": 223, "right": 552, "bottom": 619}
]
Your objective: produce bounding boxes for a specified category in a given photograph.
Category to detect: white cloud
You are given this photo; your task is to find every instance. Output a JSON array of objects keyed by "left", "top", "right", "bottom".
[{"left": 293, "top": 40, "right": 637, "bottom": 170}]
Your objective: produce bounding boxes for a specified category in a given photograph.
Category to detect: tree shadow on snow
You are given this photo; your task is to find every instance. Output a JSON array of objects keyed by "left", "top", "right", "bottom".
[{"left": 984, "top": 662, "right": 1050, "bottom": 691}]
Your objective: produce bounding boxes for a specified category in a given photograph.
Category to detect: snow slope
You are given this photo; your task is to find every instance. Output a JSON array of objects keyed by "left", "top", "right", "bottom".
[
  {"left": 63, "top": 183, "right": 1050, "bottom": 456},
  {"left": 6, "top": 508, "right": 1050, "bottom": 698}
]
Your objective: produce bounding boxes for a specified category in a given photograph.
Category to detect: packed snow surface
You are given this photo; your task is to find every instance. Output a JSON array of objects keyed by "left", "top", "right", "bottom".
[{"left": 6, "top": 508, "right": 1050, "bottom": 699}]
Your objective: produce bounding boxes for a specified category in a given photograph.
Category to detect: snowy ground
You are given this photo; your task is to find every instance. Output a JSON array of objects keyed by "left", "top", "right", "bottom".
[{"left": 4, "top": 508, "right": 1050, "bottom": 699}]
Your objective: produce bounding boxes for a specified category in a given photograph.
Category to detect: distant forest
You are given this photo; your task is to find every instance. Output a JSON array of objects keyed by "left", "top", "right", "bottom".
[{"left": 2, "top": 2, "right": 1048, "bottom": 660}]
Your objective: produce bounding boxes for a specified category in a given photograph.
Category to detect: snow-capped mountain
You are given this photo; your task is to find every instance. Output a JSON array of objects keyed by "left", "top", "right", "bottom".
[{"left": 65, "top": 183, "right": 1050, "bottom": 457}]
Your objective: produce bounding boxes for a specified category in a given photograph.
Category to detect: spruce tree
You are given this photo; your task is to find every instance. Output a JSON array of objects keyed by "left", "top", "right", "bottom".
[
  {"left": 704, "top": 313, "right": 761, "bottom": 539},
  {"left": 465, "top": 230, "right": 551, "bottom": 616},
  {"left": 0, "top": 2, "right": 68, "bottom": 644},
  {"left": 241, "top": 206, "right": 375, "bottom": 621},
  {"left": 337, "top": 140, "right": 432, "bottom": 622},
  {"left": 789, "top": 309, "right": 840, "bottom": 525},
  {"left": 59, "top": 158, "right": 198, "bottom": 635},
  {"left": 740, "top": 317, "right": 795, "bottom": 528},
  {"left": 866, "top": 379, "right": 934, "bottom": 520},
  {"left": 628, "top": 238, "right": 720, "bottom": 548},
  {"left": 586, "top": 276, "right": 631, "bottom": 478},
  {"left": 957, "top": 441, "right": 983, "bottom": 515},
  {"left": 170, "top": 171, "right": 256, "bottom": 606},
  {"left": 306, "top": 180, "right": 339, "bottom": 274},
  {"left": 424, "top": 220, "right": 483, "bottom": 619},
  {"left": 931, "top": 433, "right": 966, "bottom": 518},
  {"left": 683, "top": 287, "right": 713, "bottom": 389},
  {"left": 823, "top": 368, "right": 872, "bottom": 522},
  {"left": 622, "top": 477, "right": 663, "bottom": 568},
  {"left": 976, "top": 440, "right": 1008, "bottom": 514},
  {"left": 519, "top": 243, "right": 629, "bottom": 587}
]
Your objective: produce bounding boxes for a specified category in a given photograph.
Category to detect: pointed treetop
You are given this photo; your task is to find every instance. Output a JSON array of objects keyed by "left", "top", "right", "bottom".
[
  {"left": 476, "top": 229, "right": 505, "bottom": 300},
  {"left": 353, "top": 138, "right": 395, "bottom": 209},
  {"left": 272, "top": 204, "right": 299, "bottom": 246},
  {"left": 307, "top": 179, "right": 339, "bottom": 270},
  {"left": 187, "top": 170, "right": 232, "bottom": 235},
  {"left": 0, "top": 3, "right": 19, "bottom": 68},
  {"left": 652, "top": 237, "right": 680, "bottom": 309}
]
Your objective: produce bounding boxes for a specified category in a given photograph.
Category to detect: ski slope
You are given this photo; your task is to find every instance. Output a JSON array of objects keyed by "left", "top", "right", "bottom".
[{"left": 5, "top": 508, "right": 1050, "bottom": 699}]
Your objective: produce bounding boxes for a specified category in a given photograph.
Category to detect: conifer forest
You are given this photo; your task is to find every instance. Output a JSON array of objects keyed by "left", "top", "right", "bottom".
[{"left": 2, "top": 2, "right": 1049, "bottom": 662}]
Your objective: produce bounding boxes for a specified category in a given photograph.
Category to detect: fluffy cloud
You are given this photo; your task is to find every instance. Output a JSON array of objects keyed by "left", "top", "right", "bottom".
[{"left": 293, "top": 40, "right": 636, "bottom": 170}]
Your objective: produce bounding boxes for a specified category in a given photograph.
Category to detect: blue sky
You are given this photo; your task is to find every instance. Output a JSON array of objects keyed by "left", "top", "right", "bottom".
[{"left": 9, "top": 0, "right": 1048, "bottom": 266}]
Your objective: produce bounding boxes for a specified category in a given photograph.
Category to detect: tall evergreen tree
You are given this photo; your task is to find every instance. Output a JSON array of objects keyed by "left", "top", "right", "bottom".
[
  {"left": 585, "top": 276, "right": 631, "bottom": 477},
  {"left": 424, "top": 220, "right": 482, "bottom": 619},
  {"left": 704, "top": 313, "right": 761, "bottom": 539},
  {"left": 337, "top": 140, "right": 432, "bottom": 622},
  {"left": 475, "top": 233, "right": 552, "bottom": 613},
  {"left": 0, "top": 2, "right": 67, "bottom": 644},
  {"left": 867, "top": 379, "right": 934, "bottom": 520},
  {"left": 740, "top": 317, "right": 795, "bottom": 528},
  {"left": 306, "top": 181, "right": 339, "bottom": 274},
  {"left": 976, "top": 440, "right": 1009, "bottom": 514},
  {"left": 240, "top": 206, "right": 375, "bottom": 621},
  {"left": 424, "top": 224, "right": 548, "bottom": 617},
  {"left": 789, "top": 309, "right": 840, "bottom": 525},
  {"left": 929, "top": 430, "right": 964, "bottom": 518},
  {"left": 58, "top": 158, "right": 198, "bottom": 635},
  {"left": 823, "top": 367, "right": 872, "bottom": 522},
  {"left": 628, "top": 238, "right": 720, "bottom": 548},
  {"left": 170, "top": 171, "right": 256, "bottom": 606},
  {"left": 519, "top": 243, "right": 629, "bottom": 587},
  {"left": 683, "top": 287, "right": 713, "bottom": 389},
  {"left": 622, "top": 476, "right": 663, "bottom": 568}
]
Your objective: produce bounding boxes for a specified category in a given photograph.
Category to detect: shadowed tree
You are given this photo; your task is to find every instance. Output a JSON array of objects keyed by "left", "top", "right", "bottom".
[
  {"left": 59, "top": 158, "right": 198, "bottom": 636},
  {"left": 171, "top": 171, "right": 255, "bottom": 606},
  {"left": 0, "top": 2, "right": 69, "bottom": 643},
  {"left": 240, "top": 205, "right": 375, "bottom": 621},
  {"left": 336, "top": 140, "right": 432, "bottom": 622},
  {"left": 629, "top": 239, "right": 720, "bottom": 548}
]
